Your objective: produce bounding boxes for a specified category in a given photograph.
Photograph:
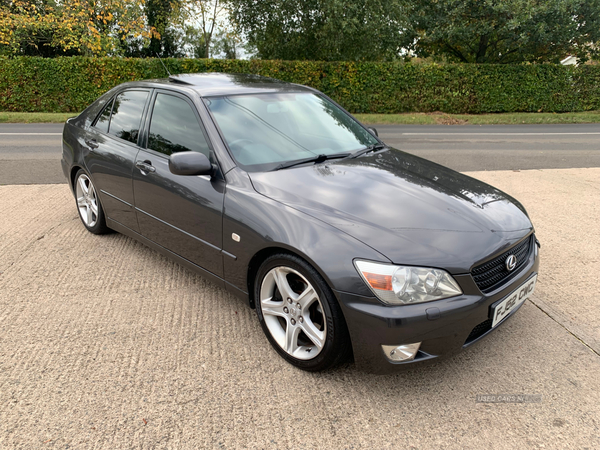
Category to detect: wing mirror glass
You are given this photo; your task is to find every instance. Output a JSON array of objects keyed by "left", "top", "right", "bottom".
[{"left": 169, "top": 151, "right": 214, "bottom": 176}]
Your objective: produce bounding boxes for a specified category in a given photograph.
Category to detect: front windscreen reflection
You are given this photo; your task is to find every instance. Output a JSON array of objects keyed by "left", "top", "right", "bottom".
[{"left": 205, "top": 93, "right": 378, "bottom": 171}]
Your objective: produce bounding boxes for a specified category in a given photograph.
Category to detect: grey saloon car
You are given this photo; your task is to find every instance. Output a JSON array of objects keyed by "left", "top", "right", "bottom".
[{"left": 62, "top": 73, "right": 540, "bottom": 373}]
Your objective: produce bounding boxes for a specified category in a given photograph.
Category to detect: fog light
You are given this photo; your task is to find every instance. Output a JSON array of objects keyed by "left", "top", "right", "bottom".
[{"left": 382, "top": 343, "right": 421, "bottom": 362}]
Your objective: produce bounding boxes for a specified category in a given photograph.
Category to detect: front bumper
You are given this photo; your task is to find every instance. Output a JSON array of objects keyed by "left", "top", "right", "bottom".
[{"left": 335, "top": 242, "right": 540, "bottom": 374}]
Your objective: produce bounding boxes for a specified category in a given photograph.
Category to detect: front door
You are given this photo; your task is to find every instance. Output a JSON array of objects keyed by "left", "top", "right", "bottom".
[{"left": 132, "top": 90, "right": 225, "bottom": 277}]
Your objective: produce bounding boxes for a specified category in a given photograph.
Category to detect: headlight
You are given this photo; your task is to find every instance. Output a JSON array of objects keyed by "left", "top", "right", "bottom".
[{"left": 354, "top": 260, "right": 462, "bottom": 305}]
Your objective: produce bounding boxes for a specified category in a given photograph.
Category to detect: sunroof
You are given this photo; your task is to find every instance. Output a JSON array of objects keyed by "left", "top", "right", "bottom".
[
  {"left": 164, "top": 73, "right": 297, "bottom": 96},
  {"left": 168, "top": 74, "right": 196, "bottom": 85},
  {"left": 168, "top": 73, "right": 281, "bottom": 87}
]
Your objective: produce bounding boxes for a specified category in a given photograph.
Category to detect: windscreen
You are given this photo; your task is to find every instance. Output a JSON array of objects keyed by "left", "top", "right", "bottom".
[{"left": 205, "top": 92, "right": 378, "bottom": 171}]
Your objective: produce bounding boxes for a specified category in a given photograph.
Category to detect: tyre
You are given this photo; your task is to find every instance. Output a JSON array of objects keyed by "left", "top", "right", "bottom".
[
  {"left": 74, "top": 169, "right": 109, "bottom": 235},
  {"left": 255, "top": 253, "right": 351, "bottom": 371}
]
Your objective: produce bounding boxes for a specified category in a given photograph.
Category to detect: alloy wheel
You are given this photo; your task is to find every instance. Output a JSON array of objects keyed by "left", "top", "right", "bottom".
[
  {"left": 75, "top": 174, "right": 99, "bottom": 228},
  {"left": 259, "top": 266, "right": 327, "bottom": 360}
]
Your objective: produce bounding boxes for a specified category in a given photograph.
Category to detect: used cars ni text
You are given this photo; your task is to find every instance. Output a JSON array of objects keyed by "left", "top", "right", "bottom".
[{"left": 61, "top": 73, "right": 540, "bottom": 373}]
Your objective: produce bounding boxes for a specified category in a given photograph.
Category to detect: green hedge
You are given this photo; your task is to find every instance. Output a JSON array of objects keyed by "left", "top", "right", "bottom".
[{"left": 1, "top": 56, "right": 599, "bottom": 114}]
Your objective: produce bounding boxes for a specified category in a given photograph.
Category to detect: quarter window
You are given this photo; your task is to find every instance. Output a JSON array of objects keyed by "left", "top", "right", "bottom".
[
  {"left": 107, "top": 90, "right": 149, "bottom": 144},
  {"left": 147, "top": 93, "right": 210, "bottom": 157},
  {"left": 94, "top": 99, "right": 113, "bottom": 133}
]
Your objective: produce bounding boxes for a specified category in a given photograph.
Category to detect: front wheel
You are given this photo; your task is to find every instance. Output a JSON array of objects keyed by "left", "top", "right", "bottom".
[{"left": 255, "top": 253, "right": 351, "bottom": 371}]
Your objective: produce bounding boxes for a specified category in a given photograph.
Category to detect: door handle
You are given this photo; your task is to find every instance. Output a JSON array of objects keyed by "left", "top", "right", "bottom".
[
  {"left": 136, "top": 160, "right": 156, "bottom": 174},
  {"left": 85, "top": 138, "right": 99, "bottom": 149}
]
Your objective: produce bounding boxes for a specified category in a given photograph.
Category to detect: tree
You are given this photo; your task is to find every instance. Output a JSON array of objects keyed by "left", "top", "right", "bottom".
[
  {"left": 117, "top": 0, "right": 229, "bottom": 58},
  {"left": 0, "top": 0, "right": 152, "bottom": 56},
  {"left": 0, "top": 1, "right": 77, "bottom": 56},
  {"left": 228, "top": 0, "right": 408, "bottom": 61},
  {"left": 405, "top": 0, "right": 600, "bottom": 64},
  {"left": 122, "top": 0, "right": 184, "bottom": 57},
  {"left": 181, "top": 0, "right": 227, "bottom": 58},
  {"left": 181, "top": 25, "right": 207, "bottom": 58},
  {"left": 211, "top": 28, "right": 240, "bottom": 59},
  {"left": 144, "top": 0, "right": 184, "bottom": 57}
]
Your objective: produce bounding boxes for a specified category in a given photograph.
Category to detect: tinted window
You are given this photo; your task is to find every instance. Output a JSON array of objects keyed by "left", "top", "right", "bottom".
[
  {"left": 148, "top": 93, "right": 210, "bottom": 156},
  {"left": 94, "top": 99, "right": 113, "bottom": 133},
  {"left": 108, "top": 90, "right": 149, "bottom": 144}
]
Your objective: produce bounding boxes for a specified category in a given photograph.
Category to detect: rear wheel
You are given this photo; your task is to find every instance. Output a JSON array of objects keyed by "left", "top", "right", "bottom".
[
  {"left": 74, "top": 169, "right": 109, "bottom": 234},
  {"left": 255, "top": 253, "right": 351, "bottom": 371}
]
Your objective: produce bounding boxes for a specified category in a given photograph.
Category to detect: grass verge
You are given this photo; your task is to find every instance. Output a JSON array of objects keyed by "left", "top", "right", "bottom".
[
  {"left": 0, "top": 112, "right": 76, "bottom": 123},
  {"left": 355, "top": 111, "right": 600, "bottom": 125}
]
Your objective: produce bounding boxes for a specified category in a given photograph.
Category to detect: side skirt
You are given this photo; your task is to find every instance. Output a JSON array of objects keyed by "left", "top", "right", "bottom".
[{"left": 106, "top": 218, "right": 250, "bottom": 304}]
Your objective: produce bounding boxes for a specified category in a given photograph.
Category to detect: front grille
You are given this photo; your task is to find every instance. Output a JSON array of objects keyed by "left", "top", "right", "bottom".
[
  {"left": 471, "top": 235, "right": 533, "bottom": 293},
  {"left": 464, "top": 319, "right": 493, "bottom": 345}
]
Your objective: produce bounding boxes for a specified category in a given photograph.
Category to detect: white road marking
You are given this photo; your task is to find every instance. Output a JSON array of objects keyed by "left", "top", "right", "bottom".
[{"left": 0, "top": 133, "right": 62, "bottom": 136}]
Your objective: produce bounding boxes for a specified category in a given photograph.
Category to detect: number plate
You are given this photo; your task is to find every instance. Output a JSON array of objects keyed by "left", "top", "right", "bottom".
[{"left": 491, "top": 274, "right": 537, "bottom": 328}]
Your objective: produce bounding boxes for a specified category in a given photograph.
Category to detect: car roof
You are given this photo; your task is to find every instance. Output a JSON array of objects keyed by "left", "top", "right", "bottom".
[{"left": 127, "top": 72, "right": 314, "bottom": 97}]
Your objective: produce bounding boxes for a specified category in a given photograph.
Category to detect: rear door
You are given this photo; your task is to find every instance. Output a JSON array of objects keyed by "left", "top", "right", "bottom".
[
  {"left": 85, "top": 89, "right": 150, "bottom": 232},
  {"left": 132, "top": 90, "right": 225, "bottom": 277}
]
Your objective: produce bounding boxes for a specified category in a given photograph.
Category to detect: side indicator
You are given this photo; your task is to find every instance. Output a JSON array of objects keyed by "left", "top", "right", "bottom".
[{"left": 232, "top": 233, "right": 240, "bottom": 242}]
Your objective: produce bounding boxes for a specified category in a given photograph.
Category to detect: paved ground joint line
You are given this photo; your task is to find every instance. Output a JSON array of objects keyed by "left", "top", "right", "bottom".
[{"left": 528, "top": 296, "right": 600, "bottom": 358}]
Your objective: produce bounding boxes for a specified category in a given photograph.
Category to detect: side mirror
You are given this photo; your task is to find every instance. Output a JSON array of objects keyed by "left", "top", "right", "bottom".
[
  {"left": 169, "top": 151, "right": 214, "bottom": 176},
  {"left": 367, "top": 127, "right": 378, "bottom": 137}
]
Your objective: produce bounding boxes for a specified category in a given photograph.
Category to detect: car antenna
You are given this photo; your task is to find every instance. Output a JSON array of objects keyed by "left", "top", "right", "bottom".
[{"left": 155, "top": 53, "right": 172, "bottom": 77}]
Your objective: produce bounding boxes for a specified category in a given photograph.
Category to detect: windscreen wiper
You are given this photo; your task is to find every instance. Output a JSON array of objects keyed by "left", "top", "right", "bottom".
[
  {"left": 274, "top": 152, "right": 351, "bottom": 171},
  {"left": 347, "top": 143, "right": 387, "bottom": 159}
]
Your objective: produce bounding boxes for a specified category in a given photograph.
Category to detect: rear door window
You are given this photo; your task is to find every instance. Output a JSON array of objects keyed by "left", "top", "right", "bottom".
[{"left": 106, "top": 90, "right": 149, "bottom": 144}]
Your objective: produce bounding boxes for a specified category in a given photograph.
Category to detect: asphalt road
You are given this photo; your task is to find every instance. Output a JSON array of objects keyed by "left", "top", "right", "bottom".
[
  {"left": 2, "top": 123, "right": 600, "bottom": 184},
  {"left": 374, "top": 123, "right": 600, "bottom": 171},
  {"left": 0, "top": 124, "right": 65, "bottom": 185}
]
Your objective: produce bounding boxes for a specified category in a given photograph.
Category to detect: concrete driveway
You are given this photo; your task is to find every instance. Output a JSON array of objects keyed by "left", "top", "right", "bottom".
[{"left": 1, "top": 166, "right": 599, "bottom": 449}]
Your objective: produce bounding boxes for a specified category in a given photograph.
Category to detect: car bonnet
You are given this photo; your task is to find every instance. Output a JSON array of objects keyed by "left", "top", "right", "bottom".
[{"left": 247, "top": 149, "right": 534, "bottom": 274}]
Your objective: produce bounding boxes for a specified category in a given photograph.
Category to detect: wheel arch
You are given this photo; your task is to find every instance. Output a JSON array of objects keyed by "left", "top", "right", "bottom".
[
  {"left": 246, "top": 245, "right": 337, "bottom": 310},
  {"left": 70, "top": 165, "right": 83, "bottom": 190},
  {"left": 247, "top": 244, "right": 355, "bottom": 367}
]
